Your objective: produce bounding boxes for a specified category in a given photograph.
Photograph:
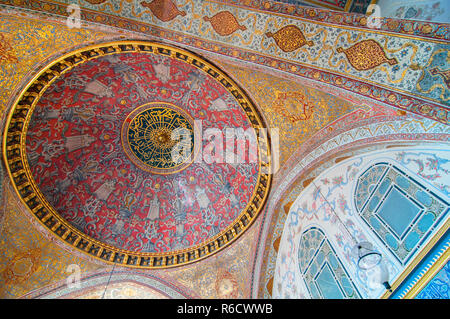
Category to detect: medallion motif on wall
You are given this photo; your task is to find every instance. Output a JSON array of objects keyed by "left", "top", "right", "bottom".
[
  {"left": 0, "top": 33, "right": 18, "bottom": 64},
  {"left": 203, "top": 11, "right": 247, "bottom": 36},
  {"left": 265, "top": 25, "right": 314, "bottom": 52},
  {"left": 337, "top": 39, "right": 398, "bottom": 71},
  {"left": 273, "top": 91, "right": 314, "bottom": 123},
  {"left": 141, "top": 0, "right": 186, "bottom": 22},
  {"left": 122, "top": 103, "right": 194, "bottom": 174}
]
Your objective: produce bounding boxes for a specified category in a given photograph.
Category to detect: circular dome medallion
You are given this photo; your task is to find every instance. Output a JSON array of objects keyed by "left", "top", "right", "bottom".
[
  {"left": 3, "top": 41, "right": 272, "bottom": 268},
  {"left": 122, "top": 102, "right": 195, "bottom": 174}
]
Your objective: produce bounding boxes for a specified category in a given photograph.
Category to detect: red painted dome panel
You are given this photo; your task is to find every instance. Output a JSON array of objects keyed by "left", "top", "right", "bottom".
[{"left": 25, "top": 48, "right": 259, "bottom": 254}]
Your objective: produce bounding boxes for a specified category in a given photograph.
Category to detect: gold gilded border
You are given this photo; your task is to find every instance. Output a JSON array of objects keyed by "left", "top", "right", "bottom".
[
  {"left": 403, "top": 246, "right": 449, "bottom": 299},
  {"left": 381, "top": 218, "right": 449, "bottom": 299},
  {"left": 2, "top": 41, "right": 273, "bottom": 269}
]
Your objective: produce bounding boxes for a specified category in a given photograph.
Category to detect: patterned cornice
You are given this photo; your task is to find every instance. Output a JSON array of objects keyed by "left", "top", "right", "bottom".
[
  {"left": 214, "top": 0, "right": 449, "bottom": 41},
  {"left": 0, "top": 0, "right": 448, "bottom": 124}
]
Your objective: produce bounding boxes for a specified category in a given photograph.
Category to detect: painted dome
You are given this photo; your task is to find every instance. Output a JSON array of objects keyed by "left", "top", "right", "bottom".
[{"left": 4, "top": 42, "right": 271, "bottom": 268}]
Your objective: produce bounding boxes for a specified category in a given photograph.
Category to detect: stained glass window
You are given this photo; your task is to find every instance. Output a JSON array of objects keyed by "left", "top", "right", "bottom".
[
  {"left": 355, "top": 163, "right": 449, "bottom": 264},
  {"left": 298, "top": 227, "right": 361, "bottom": 299}
]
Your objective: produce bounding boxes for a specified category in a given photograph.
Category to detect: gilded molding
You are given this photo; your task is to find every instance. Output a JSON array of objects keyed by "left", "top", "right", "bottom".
[{"left": 382, "top": 219, "right": 449, "bottom": 299}]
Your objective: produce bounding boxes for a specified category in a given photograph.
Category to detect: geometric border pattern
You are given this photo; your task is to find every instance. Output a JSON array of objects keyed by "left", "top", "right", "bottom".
[{"left": 2, "top": 41, "right": 272, "bottom": 269}]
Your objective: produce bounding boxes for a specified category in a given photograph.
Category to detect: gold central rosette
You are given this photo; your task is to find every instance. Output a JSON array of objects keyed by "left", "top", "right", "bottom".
[{"left": 150, "top": 127, "right": 177, "bottom": 149}]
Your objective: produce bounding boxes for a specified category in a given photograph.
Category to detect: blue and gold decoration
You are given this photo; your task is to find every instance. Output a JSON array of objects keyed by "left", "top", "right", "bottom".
[{"left": 122, "top": 103, "right": 194, "bottom": 174}]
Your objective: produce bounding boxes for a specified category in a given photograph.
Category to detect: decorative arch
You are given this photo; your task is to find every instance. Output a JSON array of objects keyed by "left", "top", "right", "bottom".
[
  {"left": 270, "top": 142, "right": 449, "bottom": 299},
  {"left": 20, "top": 270, "right": 197, "bottom": 299},
  {"left": 252, "top": 120, "right": 449, "bottom": 298}
]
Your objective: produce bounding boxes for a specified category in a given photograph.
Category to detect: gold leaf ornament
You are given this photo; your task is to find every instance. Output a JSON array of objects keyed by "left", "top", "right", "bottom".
[
  {"left": 215, "top": 269, "right": 239, "bottom": 298},
  {"left": 2, "top": 249, "right": 41, "bottom": 285},
  {"left": 273, "top": 91, "right": 314, "bottom": 123},
  {"left": 337, "top": 39, "right": 398, "bottom": 71},
  {"left": 0, "top": 33, "right": 18, "bottom": 64},
  {"left": 141, "top": 0, "right": 186, "bottom": 22},
  {"left": 203, "top": 11, "right": 247, "bottom": 36},
  {"left": 265, "top": 25, "right": 313, "bottom": 52}
]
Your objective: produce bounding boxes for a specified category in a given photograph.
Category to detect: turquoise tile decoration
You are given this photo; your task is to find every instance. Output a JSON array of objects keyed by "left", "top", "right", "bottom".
[
  {"left": 395, "top": 175, "right": 410, "bottom": 190},
  {"left": 415, "top": 190, "right": 433, "bottom": 207},
  {"left": 404, "top": 231, "right": 421, "bottom": 251},
  {"left": 310, "top": 262, "right": 318, "bottom": 275},
  {"left": 379, "top": 178, "right": 392, "bottom": 194},
  {"left": 369, "top": 216, "right": 382, "bottom": 231},
  {"left": 385, "top": 232, "right": 399, "bottom": 250},
  {"left": 340, "top": 274, "right": 356, "bottom": 297},
  {"left": 417, "top": 213, "right": 435, "bottom": 233},
  {"left": 368, "top": 195, "right": 381, "bottom": 212},
  {"left": 298, "top": 227, "right": 361, "bottom": 299},
  {"left": 328, "top": 253, "right": 339, "bottom": 270},
  {"left": 309, "top": 282, "right": 321, "bottom": 299},
  {"left": 416, "top": 261, "right": 450, "bottom": 299},
  {"left": 355, "top": 163, "right": 449, "bottom": 264},
  {"left": 317, "top": 250, "right": 325, "bottom": 265}
]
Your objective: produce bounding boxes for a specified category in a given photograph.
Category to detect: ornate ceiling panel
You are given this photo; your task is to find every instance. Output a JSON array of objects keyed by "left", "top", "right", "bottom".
[
  {"left": 3, "top": 41, "right": 272, "bottom": 269},
  {"left": 0, "top": 1, "right": 448, "bottom": 299},
  {"left": 1, "top": 0, "right": 448, "bottom": 124}
]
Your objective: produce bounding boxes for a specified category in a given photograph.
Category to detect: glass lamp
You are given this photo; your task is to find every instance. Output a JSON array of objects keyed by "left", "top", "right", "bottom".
[
  {"left": 355, "top": 241, "right": 382, "bottom": 270},
  {"left": 354, "top": 242, "right": 392, "bottom": 292}
]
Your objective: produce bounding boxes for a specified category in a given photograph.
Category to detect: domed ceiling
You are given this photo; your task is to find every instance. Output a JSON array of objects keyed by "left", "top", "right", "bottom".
[{"left": 3, "top": 41, "right": 272, "bottom": 268}]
